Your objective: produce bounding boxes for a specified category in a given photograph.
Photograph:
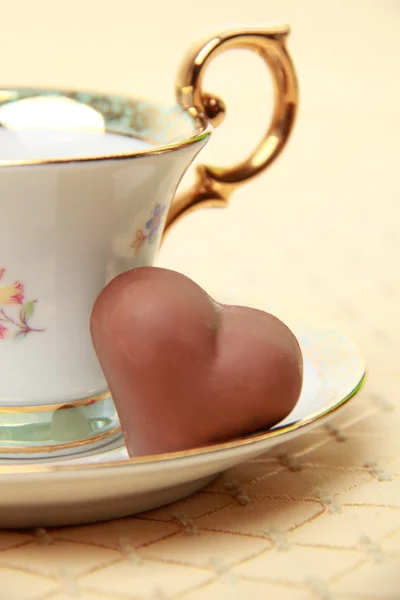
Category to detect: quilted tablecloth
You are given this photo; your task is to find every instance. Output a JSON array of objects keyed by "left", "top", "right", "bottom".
[{"left": 1, "top": 0, "right": 399, "bottom": 598}]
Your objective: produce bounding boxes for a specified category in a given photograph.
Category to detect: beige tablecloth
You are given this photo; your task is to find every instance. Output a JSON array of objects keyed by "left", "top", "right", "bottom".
[{"left": 1, "top": 1, "right": 399, "bottom": 598}]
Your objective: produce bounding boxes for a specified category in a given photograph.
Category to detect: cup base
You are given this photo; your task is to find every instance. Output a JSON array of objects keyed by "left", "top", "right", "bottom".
[{"left": 0, "top": 392, "right": 122, "bottom": 459}]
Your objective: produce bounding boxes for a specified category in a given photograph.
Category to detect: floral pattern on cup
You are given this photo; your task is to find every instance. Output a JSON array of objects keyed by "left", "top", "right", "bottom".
[
  {"left": 131, "top": 203, "right": 166, "bottom": 256},
  {"left": 0, "top": 268, "right": 45, "bottom": 340}
]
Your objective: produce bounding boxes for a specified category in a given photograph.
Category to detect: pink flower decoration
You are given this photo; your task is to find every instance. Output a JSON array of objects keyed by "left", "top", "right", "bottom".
[
  {"left": 11, "top": 281, "right": 24, "bottom": 305},
  {"left": 131, "top": 203, "right": 167, "bottom": 256},
  {"left": 0, "top": 279, "right": 24, "bottom": 305},
  {"left": 0, "top": 268, "right": 44, "bottom": 340},
  {"left": 130, "top": 229, "right": 147, "bottom": 256}
]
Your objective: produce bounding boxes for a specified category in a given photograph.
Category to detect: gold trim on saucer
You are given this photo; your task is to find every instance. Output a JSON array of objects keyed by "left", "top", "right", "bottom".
[
  {"left": 0, "top": 324, "right": 367, "bottom": 472},
  {"left": 0, "top": 373, "right": 366, "bottom": 474}
]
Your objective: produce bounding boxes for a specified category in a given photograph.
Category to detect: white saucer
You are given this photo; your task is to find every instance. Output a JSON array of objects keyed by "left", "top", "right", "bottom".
[{"left": 0, "top": 322, "right": 365, "bottom": 529}]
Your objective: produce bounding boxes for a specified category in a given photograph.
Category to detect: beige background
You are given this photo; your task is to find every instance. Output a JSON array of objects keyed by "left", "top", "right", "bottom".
[{"left": 1, "top": 1, "right": 400, "bottom": 599}]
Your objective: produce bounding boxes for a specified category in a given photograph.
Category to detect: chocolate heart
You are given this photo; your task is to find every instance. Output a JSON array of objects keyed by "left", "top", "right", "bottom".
[{"left": 90, "top": 268, "right": 303, "bottom": 457}]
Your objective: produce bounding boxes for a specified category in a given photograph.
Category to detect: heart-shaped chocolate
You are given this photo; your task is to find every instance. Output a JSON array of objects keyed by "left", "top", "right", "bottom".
[{"left": 90, "top": 268, "right": 303, "bottom": 457}]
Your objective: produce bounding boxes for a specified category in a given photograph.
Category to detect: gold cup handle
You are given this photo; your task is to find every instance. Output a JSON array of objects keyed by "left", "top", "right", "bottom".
[{"left": 165, "top": 25, "right": 298, "bottom": 229}]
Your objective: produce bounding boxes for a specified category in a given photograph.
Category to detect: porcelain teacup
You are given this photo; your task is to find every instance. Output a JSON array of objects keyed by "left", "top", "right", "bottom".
[{"left": 0, "top": 25, "right": 298, "bottom": 457}]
